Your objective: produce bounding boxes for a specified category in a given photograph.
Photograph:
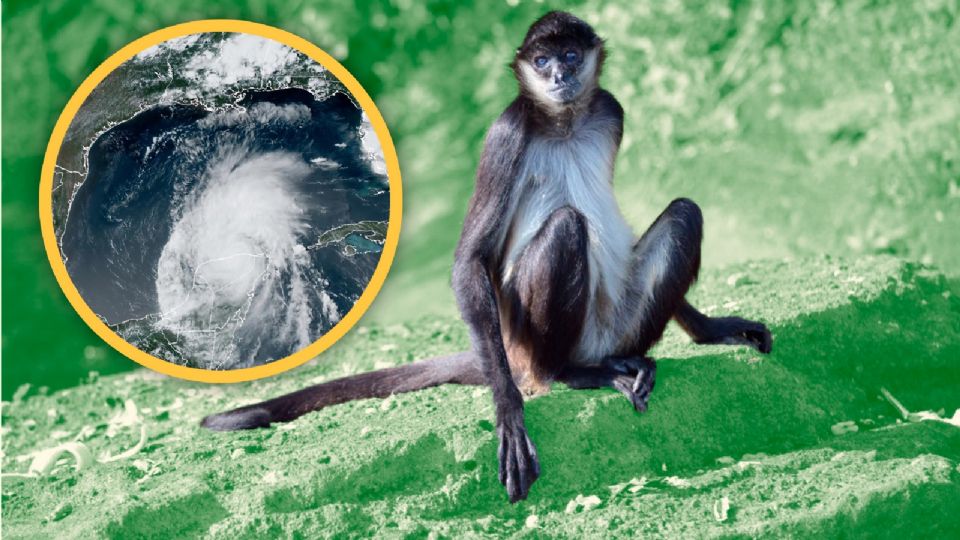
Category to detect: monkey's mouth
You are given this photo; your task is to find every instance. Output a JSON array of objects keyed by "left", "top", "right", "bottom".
[{"left": 547, "top": 81, "right": 583, "bottom": 103}]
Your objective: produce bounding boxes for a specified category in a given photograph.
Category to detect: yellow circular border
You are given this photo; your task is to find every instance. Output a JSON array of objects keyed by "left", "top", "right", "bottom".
[{"left": 40, "top": 20, "right": 402, "bottom": 384}]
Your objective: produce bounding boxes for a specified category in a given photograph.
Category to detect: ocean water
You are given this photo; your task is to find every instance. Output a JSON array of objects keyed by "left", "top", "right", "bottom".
[{"left": 60, "top": 88, "right": 389, "bottom": 369}]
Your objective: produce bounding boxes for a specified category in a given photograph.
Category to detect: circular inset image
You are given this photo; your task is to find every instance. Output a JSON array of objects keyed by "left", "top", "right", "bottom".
[{"left": 40, "top": 21, "right": 401, "bottom": 382}]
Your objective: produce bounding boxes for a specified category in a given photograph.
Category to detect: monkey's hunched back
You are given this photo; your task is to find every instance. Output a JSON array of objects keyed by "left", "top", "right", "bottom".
[{"left": 201, "top": 11, "right": 772, "bottom": 505}]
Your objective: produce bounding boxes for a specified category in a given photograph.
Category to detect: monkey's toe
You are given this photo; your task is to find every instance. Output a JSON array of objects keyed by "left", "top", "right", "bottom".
[
  {"left": 757, "top": 325, "right": 773, "bottom": 353},
  {"left": 736, "top": 321, "right": 772, "bottom": 354},
  {"left": 611, "top": 357, "right": 656, "bottom": 412}
]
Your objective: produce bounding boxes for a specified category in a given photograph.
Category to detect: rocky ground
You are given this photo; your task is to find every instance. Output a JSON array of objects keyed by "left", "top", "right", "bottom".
[{"left": 3, "top": 256, "right": 958, "bottom": 538}]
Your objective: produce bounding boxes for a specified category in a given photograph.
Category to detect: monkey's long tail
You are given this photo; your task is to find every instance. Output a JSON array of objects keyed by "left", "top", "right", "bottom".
[{"left": 200, "top": 351, "right": 485, "bottom": 431}]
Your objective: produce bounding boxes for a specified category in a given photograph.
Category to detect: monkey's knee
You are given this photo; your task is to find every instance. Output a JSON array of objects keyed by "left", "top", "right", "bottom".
[
  {"left": 666, "top": 197, "right": 701, "bottom": 219},
  {"left": 636, "top": 198, "right": 703, "bottom": 257},
  {"left": 523, "top": 205, "right": 589, "bottom": 285},
  {"left": 537, "top": 205, "right": 588, "bottom": 249},
  {"left": 662, "top": 198, "right": 703, "bottom": 246},
  {"left": 515, "top": 205, "right": 589, "bottom": 279}
]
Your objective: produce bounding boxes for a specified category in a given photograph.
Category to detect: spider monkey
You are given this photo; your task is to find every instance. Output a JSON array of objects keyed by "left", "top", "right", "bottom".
[{"left": 201, "top": 11, "right": 772, "bottom": 504}]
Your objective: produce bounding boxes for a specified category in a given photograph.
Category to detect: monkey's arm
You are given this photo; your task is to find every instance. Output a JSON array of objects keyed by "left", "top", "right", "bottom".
[
  {"left": 674, "top": 300, "right": 772, "bottom": 353},
  {"left": 452, "top": 99, "right": 539, "bottom": 503}
]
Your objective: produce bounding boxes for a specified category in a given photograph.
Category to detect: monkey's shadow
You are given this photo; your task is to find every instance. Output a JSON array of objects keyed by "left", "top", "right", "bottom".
[{"left": 262, "top": 271, "right": 958, "bottom": 516}]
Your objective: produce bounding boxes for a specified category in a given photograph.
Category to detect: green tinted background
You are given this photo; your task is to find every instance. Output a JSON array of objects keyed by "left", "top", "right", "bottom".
[
  {"left": 4, "top": 2, "right": 960, "bottom": 537},
  {"left": 3, "top": 0, "right": 958, "bottom": 398}
]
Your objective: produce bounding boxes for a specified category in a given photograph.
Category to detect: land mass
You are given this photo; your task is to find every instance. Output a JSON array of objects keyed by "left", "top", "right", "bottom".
[{"left": 310, "top": 220, "right": 387, "bottom": 256}]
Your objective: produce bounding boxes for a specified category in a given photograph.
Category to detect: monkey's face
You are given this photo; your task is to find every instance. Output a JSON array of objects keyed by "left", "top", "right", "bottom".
[
  {"left": 513, "top": 11, "right": 604, "bottom": 111},
  {"left": 516, "top": 43, "right": 601, "bottom": 107}
]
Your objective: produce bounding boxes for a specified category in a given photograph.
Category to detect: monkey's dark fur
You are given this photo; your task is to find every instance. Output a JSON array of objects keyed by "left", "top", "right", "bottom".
[{"left": 202, "top": 11, "right": 772, "bottom": 504}]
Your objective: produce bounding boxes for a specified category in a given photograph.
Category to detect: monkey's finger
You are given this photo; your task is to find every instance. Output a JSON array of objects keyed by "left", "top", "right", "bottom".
[
  {"left": 637, "top": 389, "right": 652, "bottom": 412},
  {"left": 497, "top": 436, "right": 507, "bottom": 486},
  {"left": 621, "top": 371, "right": 653, "bottom": 412},
  {"left": 612, "top": 376, "right": 640, "bottom": 411},
  {"left": 514, "top": 443, "right": 533, "bottom": 501},
  {"left": 644, "top": 358, "right": 657, "bottom": 391},
  {"left": 520, "top": 430, "right": 540, "bottom": 482},
  {"left": 505, "top": 442, "right": 523, "bottom": 502},
  {"left": 631, "top": 368, "right": 645, "bottom": 393},
  {"left": 632, "top": 392, "right": 648, "bottom": 413},
  {"left": 525, "top": 435, "right": 541, "bottom": 478},
  {"left": 640, "top": 370, "right": 656, "bottom": 395}
]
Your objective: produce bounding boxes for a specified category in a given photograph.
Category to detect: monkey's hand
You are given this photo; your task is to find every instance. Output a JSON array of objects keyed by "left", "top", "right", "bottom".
[
  {"left": 606, "top": 356, "right": 656, "bottom": 412},
  {"left": 496, "top": 406, "right": 540, "bottom": 503}
]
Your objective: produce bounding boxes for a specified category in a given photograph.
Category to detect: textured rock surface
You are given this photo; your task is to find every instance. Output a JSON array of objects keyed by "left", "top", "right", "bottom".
[{"left": 3, "top": 257, "right": 958, "bottom": 538}]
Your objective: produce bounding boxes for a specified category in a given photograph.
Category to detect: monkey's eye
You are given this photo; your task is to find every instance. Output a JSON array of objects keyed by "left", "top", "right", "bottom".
[
  {"left": 564, "top": 50, "right": 580, "bottom": 64},
  {"left": 534, "top": 56, "right": 549, "bottom": 68}
]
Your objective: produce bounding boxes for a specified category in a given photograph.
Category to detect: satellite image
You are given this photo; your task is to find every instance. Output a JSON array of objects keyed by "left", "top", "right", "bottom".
[{"left": 52, "top": 32, "right": 390, "bottom": 370}]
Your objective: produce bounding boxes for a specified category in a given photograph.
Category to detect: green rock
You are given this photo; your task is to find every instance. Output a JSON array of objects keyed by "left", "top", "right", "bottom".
[{"left": 3, "top": 257, "right": 958, "bottom": 538}]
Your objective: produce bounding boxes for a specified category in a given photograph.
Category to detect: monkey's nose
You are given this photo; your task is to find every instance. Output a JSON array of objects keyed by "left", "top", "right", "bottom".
[{"left": 556, "top": 71, "right": 575, "bottom": 85}]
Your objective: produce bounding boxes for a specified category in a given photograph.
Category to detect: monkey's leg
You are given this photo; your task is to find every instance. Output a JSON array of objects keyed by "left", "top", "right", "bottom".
[
  {"left": 630, "top": 198, "right": 771, "bottom": 354},
  {"left": 553, "top": 198, "right": 700, "bottom": 411},
  {"left": 625, "top": 197, "right": 706, "bottom": 355},
  {"left": 556, "top": 198, "right": 702, "bottom": 412},
  {"left": 674, "top": 300, "right": 772, "bottom": 353},
  {"left": 505, "top": 205, "right": 591, "bottom": 386},
  {"left": 559, "top": 356, "right": 656, "bottom": 412}
]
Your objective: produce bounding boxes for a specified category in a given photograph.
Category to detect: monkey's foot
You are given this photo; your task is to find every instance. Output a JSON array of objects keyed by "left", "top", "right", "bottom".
[
  {"left": 604, "top": 356, "right": 656, "bottom": 412},
  {"left": 496, "top": 409, "right": 540, "bottom": 503},
  {"left": 698, "top": 317, "right": 773, "bottom": 354}
]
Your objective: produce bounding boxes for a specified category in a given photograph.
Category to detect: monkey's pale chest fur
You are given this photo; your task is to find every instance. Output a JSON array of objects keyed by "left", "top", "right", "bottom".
[{"left": 500, "top": 115, "right": 636, "bottom": 364}]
